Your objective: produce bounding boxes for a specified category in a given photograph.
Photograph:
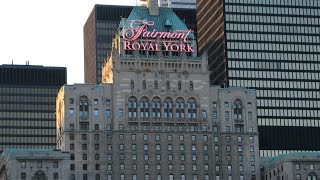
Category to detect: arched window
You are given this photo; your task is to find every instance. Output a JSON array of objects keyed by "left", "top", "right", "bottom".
[
  {"left": 142, "top": 80, "right": 146, "bottom": 90},
  {"left": 308, "top": 173, "right": 317, "bottom": 180},
  {"left": 79, "top": 96, "right": 89, "bottom": 117},
  {"left": 187, "top": 98, "right": 197, "bottom": 120},
  {"left": 175, "top": 98, "right": 185, "bottom": 120},
  {"left": 190, "top": 81, "right": 193, "bottom": 90},
  {"left": 140, "top": 97, "right": 149, "bottom": 119},
  {"left": 178, "top": 81, "right": 181, "bottom": 91},
  {"left": 234, "top": 99, "right": 243, "bottom": 120},
  {"left": 166, "top": 81, "right": 170, "bottom": 90},
  {"left": 164, "top": 97, "right": 173, "bottom": 119},
  {"left": 152, "top": 97, "right": 161, "bottom": 119},
  {"left": 128, "top": 97, "right": 137, "bottom": 118},
  {"left": 34, "top": 171, "right": 46, "bottom": 180},
  {"left": 130, "top": 80, "right": 134, "bottom": 90}
]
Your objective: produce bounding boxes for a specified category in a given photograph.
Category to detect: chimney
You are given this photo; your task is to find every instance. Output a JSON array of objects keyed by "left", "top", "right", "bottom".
[{"left": 147, "top": 0, "right": 159, "bottom": 16}]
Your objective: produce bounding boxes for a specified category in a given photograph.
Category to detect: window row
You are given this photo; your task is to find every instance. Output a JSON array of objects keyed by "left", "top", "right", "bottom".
[
  {"left": 131, "top": 80, "right": 194, "bottom": 91},
  {"left": 128, "top": 96, "right": 200, "bottom": 119}
]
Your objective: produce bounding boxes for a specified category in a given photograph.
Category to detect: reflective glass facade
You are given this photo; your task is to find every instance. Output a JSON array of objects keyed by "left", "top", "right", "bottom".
[
  {"left": 0, "top": 65, "right": 66, "bottom": 153},
  {"left": 84, "top": 5, "right": 197, "bottom": 84},
  {"left": 197, "top": 0, "right": 320, "bottom": 156}
]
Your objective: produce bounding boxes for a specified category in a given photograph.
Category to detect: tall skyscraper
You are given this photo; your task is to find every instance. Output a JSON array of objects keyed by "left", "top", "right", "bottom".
[
  {"left": 84, "top": 4, "right": 196, "bottom": 84},
  {"left": 58, "top": 1, "right": 260, "bottom": 179},
  {"left": 197, "top": 0, "right": 320, "bottom": 156},
  {"left": 0, "top": 64, "right": 67, "bottom": 153}
]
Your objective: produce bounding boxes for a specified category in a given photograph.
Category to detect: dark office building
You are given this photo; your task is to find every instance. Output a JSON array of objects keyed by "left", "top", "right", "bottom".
[
  {"left": 0, "top": 64, "right": 67, "bottom": 153},
  {"left": 197, "top": 0, "right": 320, "bottom": 156},
  {"left": 84, "top": 4, "right": 197, "bottom": 84}
]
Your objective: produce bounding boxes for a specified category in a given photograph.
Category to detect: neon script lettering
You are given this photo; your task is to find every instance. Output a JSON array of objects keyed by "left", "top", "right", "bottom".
[{"left": 121, "top": 20, "right": 194, "bottom": 52}]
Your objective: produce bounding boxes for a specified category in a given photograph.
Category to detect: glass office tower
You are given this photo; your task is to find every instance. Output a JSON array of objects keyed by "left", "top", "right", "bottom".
[
  {"left": 197, "top": 0, "right": 320, "bottom": 156},
  {"left": 0, "top": 64, "right": 66, "bottom": 153},
  {"left": 84, "top": 4, "right": 197, "bottom": 84}
]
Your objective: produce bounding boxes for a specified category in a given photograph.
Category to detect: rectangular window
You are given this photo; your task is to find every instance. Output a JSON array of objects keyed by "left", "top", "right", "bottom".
[
  {"left": 227, "top": 165, "right": 232, "bottom": 172},
  {"left": 238, "top": 146, "right": 243, "bottom": 152},
  {"left": 225, "top": 111, "right": 229, "bottom": 120},
  {"left": 249, "top": 136, "right": 254, "bottom": 142},
  {"left": 82, "top": 134, "right": 87, "bottom": 140},
  {"left": 21, "top": 161, "right": 26, "bottom": 168},
  {"left": 203, "top": 135, "right": 208, "bottom": 141},
  {"left": 226, "top": 145, "right": 231, "bottom": 152},
  {"left": 82, "top": 144, "right": 87, "bottom": 150},
  {"left": 224, "top": 102, "right": 229, "bottom": 107},
  {"left": 95, "top": 154, "right": 100, "bottom": 160},
  {"left": 131, "top": 134, "right": 136, "bottom": 140},
  {"left": 70, "top": 144, "right": 75, "bottom": 150},
  {"left": 107, "top": 154, "right": 112, "bottom": 161},
  {"left": 83, "top": 154, "right": 87, "bottom": 160},
  {"left": 94, "top": 99, "right": 98, "bottom": 105},
  {"left": 132, "top": 154, "right": 137, "bottom": 160},
  {"left": 155, "top": 134, "right": 160, "bottom": 141},
  {"left": 143, "top": 134, "right": 148, "bottom": 140},
  {"left": 94, "top": 124, "right": 99, "bottom": 130},
  {"left": 310, "top": 164, "right": 314, "bottom": 170},
  {"left": 250, "top": 146, "right": 254, "bottom": 152},
  {"left": 69, "top": 108, "right": 74, "bottom": 115},
  {"left": 105, "top": 109, "right": 111, "bottom": 118},
  {"left": 213, "top": 111, "right": 218, "bottom": 119},
  {"left": 251, "top": 165, "right": 255, "bottom": 172},
  {"left": 105, "top": 99, "right": 111, "bottom": 106},
  {"left": 179, "top": 135, "right": 184, "bottom": 141},
  {"left": 21, "top": 173, "right": 26, "bottom": 179},
  {"left": 93, "top": 109, "right": 99, "bottom": 117},
  {"left": 118, "top": 108, "right": 124, "bottom": 117},
  {"left": 248, "top": 111, "right": 252, "bottom": 120},
  {"left": 212, "top": 102, "right": 217, "bottom": 107},
  {"left": 296, "top": 174, "right": 301, "bottom": 180},
  {"left": 225, "top": 126, "right": 231, "bottom": 133},
  {"left": 53, "top": 173, "right": 58, "bottom": 179},
  {"left": 83, "top": 164, "right": 87, "bottom": 170}
]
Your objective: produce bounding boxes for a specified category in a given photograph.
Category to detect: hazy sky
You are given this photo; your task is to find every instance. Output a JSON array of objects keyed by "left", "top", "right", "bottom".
[{"left": 0, "top": 0, "right": 135, "bottom": 84}]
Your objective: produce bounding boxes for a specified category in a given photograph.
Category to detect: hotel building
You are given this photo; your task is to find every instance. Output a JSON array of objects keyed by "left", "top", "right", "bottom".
[{"left": 57, "top": 1, "right": 260, "bottom": 179}]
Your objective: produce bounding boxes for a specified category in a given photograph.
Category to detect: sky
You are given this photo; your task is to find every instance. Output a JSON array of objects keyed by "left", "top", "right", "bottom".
[{"left": 0, "top": 0, "right": 136, "bottom": 84}]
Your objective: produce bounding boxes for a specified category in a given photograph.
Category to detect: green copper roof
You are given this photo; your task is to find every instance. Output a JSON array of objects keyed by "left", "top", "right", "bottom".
[{"left": 120, "top": 6, "right": 195, "bottom": 39}]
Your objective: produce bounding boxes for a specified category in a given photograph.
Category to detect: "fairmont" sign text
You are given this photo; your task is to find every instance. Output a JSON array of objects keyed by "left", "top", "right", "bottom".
[{"left": 121, "top": 20, "right": 194, "bottom": 53}]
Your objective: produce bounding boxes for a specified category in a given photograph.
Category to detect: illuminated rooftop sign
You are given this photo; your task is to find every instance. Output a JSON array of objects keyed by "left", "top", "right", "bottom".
[{"left": 121, "top": 20, "right": 194, "bottom": 52}]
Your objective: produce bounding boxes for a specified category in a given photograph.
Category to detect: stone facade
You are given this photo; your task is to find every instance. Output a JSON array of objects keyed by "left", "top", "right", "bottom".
[
  {"left": 261, "top": 153, "right": 320, "bottom": 180},
  {"left": 0, "top": 149, "right": 69, "bottom": 180},
  {"left": 55, "top": 3, "right": 260, "bottom": 180}
]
